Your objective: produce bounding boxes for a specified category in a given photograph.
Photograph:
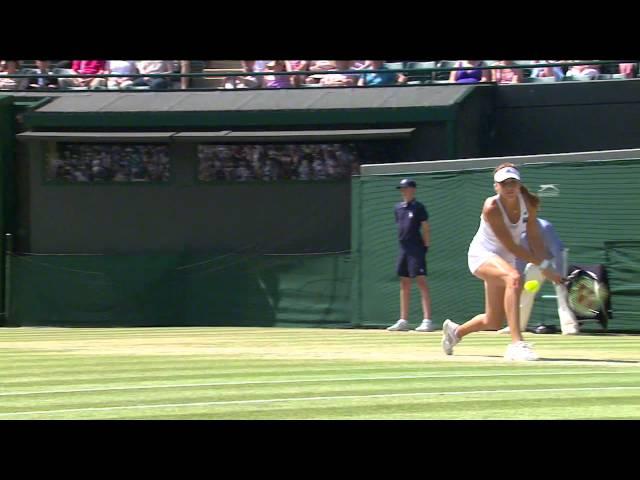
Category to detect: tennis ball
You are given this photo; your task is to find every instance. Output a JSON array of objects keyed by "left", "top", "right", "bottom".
[{"left": 524, "top": 280, "right": 541, "bottom": 293}]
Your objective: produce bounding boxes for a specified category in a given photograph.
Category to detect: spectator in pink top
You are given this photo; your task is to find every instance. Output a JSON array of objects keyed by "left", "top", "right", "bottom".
[
  {"left": 491, "top": 60, "right": 523, "bottom": 84},
  {"left": 59, "top": 60, "right": 108, "bottom": 89},
  {"left": 619, "top": 63, "right": 636, "bottom": 78}
]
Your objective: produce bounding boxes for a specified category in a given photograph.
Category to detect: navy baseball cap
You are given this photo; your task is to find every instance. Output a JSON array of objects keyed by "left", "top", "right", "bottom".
[{"left": 396, "top": 178, "right": 417, "bottom": 189}]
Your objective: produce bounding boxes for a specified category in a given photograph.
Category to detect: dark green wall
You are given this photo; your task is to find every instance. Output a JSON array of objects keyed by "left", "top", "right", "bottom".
[
  {"left": 21, "top": 142, "right": 350, "bottom": 254},
  {"left": 492, "top": 80, "right": 640, "bottom": 156},
  {"left": 0, "top": 96, "right": 17, "bottom": 320}
]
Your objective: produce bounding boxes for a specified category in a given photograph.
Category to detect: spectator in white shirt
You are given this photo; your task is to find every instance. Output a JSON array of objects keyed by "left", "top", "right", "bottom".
[
  {"left": 133, "top": 61, "right": 172, "bottom": 89},
  {"left": 106, "top": 60, "right": 137, "bottom": 89}
]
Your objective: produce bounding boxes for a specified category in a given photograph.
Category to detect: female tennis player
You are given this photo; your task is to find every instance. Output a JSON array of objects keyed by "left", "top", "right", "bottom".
[{"left": 441, "top": 163, "right": 563, "bottom": 361}]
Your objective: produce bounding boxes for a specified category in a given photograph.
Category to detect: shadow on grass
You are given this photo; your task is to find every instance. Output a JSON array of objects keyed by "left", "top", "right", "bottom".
[{"left": 457, "top": 354, "right": 640, "bottom": 365}]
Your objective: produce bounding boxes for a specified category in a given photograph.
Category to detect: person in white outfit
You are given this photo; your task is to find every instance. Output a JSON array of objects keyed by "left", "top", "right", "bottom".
[
  {"left": 441, "top": 163, "right": 563, "bottom": 361},
  {"left": 497, "top": 217, "right": 579, "bottom": 335}
]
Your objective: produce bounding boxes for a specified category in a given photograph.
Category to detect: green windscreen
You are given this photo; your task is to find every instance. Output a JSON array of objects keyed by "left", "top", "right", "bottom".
[
  {"left": 353, "top": 158, "right": 640, "bottom": 331},
  {"left": 7, "top": 252, "right": 352, "bottom": 327}
]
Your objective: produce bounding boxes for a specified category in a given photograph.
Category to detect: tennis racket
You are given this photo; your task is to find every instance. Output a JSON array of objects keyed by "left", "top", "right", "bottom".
[{"left": 565, "top": 269, "right": 609, "bottom": 319}]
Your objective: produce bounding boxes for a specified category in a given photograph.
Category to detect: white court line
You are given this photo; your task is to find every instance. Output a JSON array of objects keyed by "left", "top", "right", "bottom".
[
  {"left": 2, "top": 385, "right": 640, "bottom": 417},
  {"left": 1, "top": 370, "right": 639, "bottom": 397}
]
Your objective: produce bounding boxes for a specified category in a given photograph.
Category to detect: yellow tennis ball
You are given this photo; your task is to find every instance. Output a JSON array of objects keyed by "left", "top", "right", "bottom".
[{"left": 524, "top": 280, "right": 541, "bottom": 293}]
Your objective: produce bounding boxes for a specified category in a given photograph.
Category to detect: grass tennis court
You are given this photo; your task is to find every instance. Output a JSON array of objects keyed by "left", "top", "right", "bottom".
[{"left": 1, "top": 327, "right": 639, "bottom": 420}]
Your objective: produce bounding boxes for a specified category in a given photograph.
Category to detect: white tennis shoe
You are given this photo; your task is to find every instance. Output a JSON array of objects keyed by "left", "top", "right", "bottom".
[
  {"left": 497, "top": 326, "right": 510, "bottom": 334},
  {"left": 415, "top": 319, "right": 434, "bottom": 332},
  {"left": 387, "top": 319, "right": 410, "bottom": 331},
  {"left": 504, "top": 341, "right": 539, "bottom": 361},
  {"left": 441, "top": 319, "right": 460, "bottom": 355}
]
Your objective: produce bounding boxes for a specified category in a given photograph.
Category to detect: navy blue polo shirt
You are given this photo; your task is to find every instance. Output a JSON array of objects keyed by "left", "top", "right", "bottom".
[{"left": 394, "top": 199, "right": 429, "bottom": 249}]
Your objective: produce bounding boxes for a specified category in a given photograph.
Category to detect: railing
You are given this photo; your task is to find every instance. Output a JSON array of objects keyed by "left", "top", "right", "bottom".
[{"left": 0, "top": 60, "right": 637, "bottom": 92}]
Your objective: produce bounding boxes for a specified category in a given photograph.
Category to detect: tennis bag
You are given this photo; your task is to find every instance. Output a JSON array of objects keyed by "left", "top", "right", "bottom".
[{"left": 566, "top": 263, "right": 612, "bottom": 329}]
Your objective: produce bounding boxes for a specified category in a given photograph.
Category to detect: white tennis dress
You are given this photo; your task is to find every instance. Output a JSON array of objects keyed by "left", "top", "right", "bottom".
[{"left": 467, "top": 193, "right": 529, "bottom": 274}]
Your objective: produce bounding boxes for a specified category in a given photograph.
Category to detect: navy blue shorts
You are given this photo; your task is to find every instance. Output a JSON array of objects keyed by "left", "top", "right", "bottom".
[{"left": 397, "top": 247, "right": 428, "bottom": 278}]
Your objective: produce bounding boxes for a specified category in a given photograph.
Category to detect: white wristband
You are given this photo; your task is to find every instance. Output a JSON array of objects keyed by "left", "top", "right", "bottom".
[{"left": 539, "top": 259, "right": 550, "bottom": 270}]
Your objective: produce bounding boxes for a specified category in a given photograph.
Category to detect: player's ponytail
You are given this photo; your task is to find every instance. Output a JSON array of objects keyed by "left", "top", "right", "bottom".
[
  {"left": 494, "top": 162, "right": 540, "bottom": 210},
  {"left": 520, "top": 184, "right": 540, "bottom": 210}
]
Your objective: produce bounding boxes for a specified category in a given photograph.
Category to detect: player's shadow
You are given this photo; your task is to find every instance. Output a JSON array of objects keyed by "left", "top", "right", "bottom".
[
  {"left": 537, "top": 357, "right": 640, "bottom": 364},
  {"left": 458, "top": 354, "right": 640, "bottom": 364}
]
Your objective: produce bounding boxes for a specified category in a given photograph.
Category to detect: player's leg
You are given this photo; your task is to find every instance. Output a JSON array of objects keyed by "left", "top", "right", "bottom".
[
  {"left": 442, "top": 278, "right": 504, "bottom": 355},
  {"left": 388, "top": 252, "right": 411, "bottom": 331},
  {"left": 444, "top": 254, "right": 538, "bottom": 359},
  {"left": 456, "top": 280, "right": 506, "bottom": 338},
  {"left": 465, "top": 256, "right": 522, "bottom": 339},
  {"left": 497, "top": 262, "right": 545, "bottom": 334}
]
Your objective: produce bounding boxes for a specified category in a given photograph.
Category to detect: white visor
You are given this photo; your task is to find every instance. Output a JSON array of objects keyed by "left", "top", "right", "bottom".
[{"left": 494, "top": 167, "right": 521, "bottom": 183}]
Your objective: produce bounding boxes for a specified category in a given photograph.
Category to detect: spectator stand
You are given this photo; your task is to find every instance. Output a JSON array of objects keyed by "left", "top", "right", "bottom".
[{"left": 1, "top": 60, "right": 639, "bottom": 92}]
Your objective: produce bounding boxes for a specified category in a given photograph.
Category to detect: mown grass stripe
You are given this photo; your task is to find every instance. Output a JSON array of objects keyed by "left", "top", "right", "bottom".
[
  {"left": 3, "top": 369, "right": 639, "bottom": 397},
  {"left": 2, "top": 385, "right": 640, "bottom": 418}
]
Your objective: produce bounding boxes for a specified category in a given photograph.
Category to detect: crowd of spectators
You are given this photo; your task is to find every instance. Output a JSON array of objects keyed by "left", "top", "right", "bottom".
[
  {"left": 197, "top": 144, "right": 359, "bottom": 182},
  {"left": 42, "top": 140, "right": 406, "bottom": 183},
  {"left": 446, "top": 60, "right": 637, "bottom": 84},
  {"left": 224, "top": 60, "right": 406, "bottom": 89},
  {"left": 1, "top": 60, "right": 638, "bottom": 91},
  {"left": 47, "top": 144, "right": 170, "bottom": 183},
  {"left": 0, "top": 60, "right": 186, "bottom": 91}
]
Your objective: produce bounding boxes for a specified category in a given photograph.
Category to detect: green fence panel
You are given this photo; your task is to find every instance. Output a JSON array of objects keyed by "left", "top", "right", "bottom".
[
  {"left": 7, "top": 252, "right": 352, "bottom": 327},
  {"left": 354, "top": 159, "right": 640, "bottom": 330}
]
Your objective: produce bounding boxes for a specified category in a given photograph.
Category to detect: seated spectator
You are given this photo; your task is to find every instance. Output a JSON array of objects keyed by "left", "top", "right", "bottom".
[
  {"left": 357, "top": 60, "right": 398, "bottom": 86},
  {"left": 132, "top": 61, "right": 173, "bottom": 89},
  {"left": 58, "top": 60, "right": 108, "bottom": 89},
  {"left": 254, "top": 60, "right": 271, "bottom": 73},
  {"left": 566, "top": 62, "right": 599, "bottom": 80},
  {"left": 530, "top": 60, "right": 564, "bottom": 81},
  {"left": 286, "top": 60, "right": 309, "bottom": 87},
  {"left": 105, "top": 60, "right": 137, "bottom": 89},
  {"left": 225, "top": 61, "right": 261, "bottom": 89},
  {"left": 309, "top": 60, "right": 336, "bottom": 71},
  {"left": 54, "top": 60, "right": 72, "bottom": 69},
  {"left": 318, "top": 60, "right": 357, "bottom": 87},
  {"left": 449, "top": 60, "right": 491, "bottom": 83},
  {"left": 0, "top": 60, "right": 25, "bottom": 90},
  {"left": 619, "top": 62, "right": 636, "bottom": 79},
  {"left": 28, "top": 60, "right": 58, "bottom": 89},
  {"left": 264, "top": 60, "right": 293, "bottom": 89},
  {"left": 305, "top": 60, "right": 337, "bottom": 84},
  {"left": 491, "top": 60, "right": 524, "bottom": 84},
  {"left": 179, "top": 60, "right": 190, "bottom": 89}
]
